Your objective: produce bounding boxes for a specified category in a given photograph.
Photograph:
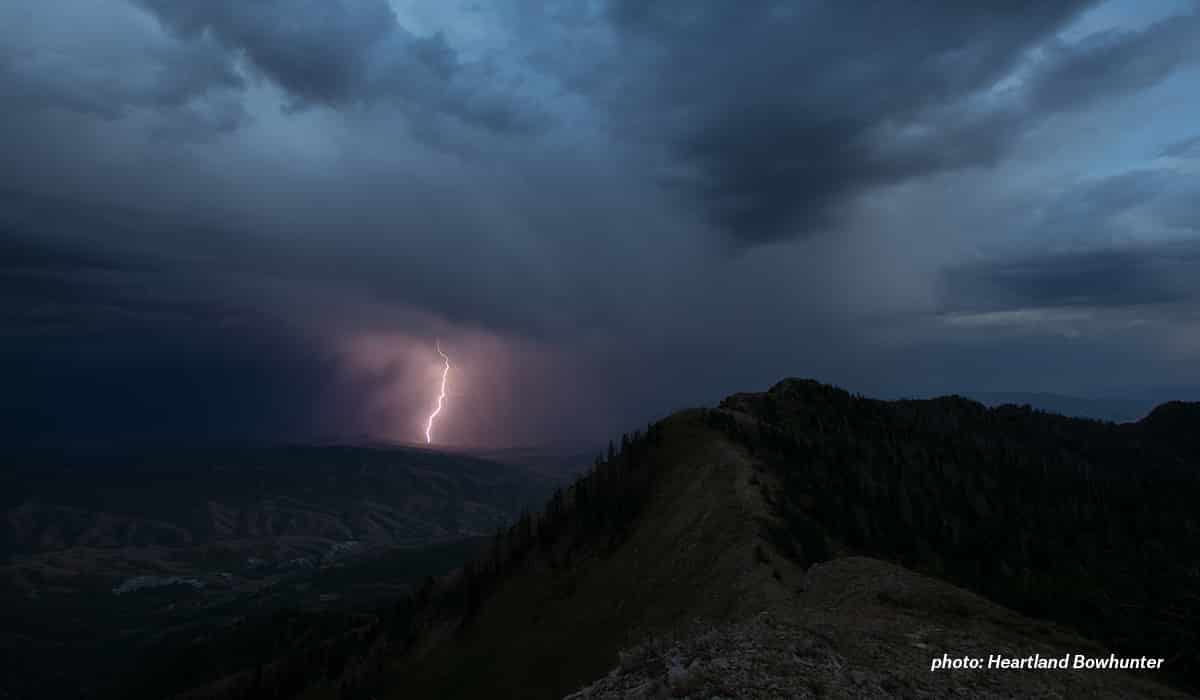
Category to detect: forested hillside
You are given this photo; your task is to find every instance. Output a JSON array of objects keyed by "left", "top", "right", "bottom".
[{"left": 715, "top": 379, "right": 1200, "bottom": 687}]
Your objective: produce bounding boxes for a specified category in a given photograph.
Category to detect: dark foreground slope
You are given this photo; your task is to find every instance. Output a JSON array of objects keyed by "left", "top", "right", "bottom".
[{"left": 132, "top": 382, "right": 1200, "bottom": 699}]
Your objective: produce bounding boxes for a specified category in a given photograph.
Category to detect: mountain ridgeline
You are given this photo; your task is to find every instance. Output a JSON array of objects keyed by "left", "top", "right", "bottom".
[
  {"left": 123, "top": 380, "right": 1200, "bottom": 699},
  {"left": 716, "top": 381, "right": 1200, "bottom": 682}
]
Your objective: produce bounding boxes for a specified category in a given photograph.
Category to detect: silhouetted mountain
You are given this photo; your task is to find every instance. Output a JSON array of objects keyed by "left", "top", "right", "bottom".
[
  {"left": 1143, "top": 401, "right": 1200, "bottom": 439},
  {"left": 130, "top": 380, "right": 1199, "bottom": 699}
]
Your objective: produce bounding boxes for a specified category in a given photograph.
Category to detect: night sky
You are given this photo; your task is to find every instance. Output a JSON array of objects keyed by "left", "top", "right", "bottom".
[{"left": 3, "top": 0, "right": 1199, "bottom": 449}]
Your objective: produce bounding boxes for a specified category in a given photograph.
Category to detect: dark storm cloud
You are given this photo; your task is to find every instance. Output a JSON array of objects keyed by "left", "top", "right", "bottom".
[
  {"left": 134, "top": 0, "right": 398, "bottom": 105},
  {"left": 0, "top": 233, "right": 142, "bottom": 337},
  {"left": 672, "top": 111, "right": 873, "bottom": 246},
  {"left": 1029, "top": 10, "right": 1200, "bottom": 112},
  {"left": 0, "top": 230, "right": 129, "bottom": 277},
  {"left": 4, "top": 0, "right": 1200, "bottom": 448},
  {"left": 939, "top": 160, "right": 1200, "bottom": 312},
  {"left": 0, "top": 24, "right": 246, "bottom": 138},
  {"left": 133, "top": 0, "right": 540, "bottom": 132},
  {"left": 601, "top": 0, "right": 1088, "bottom": 244},
  {"left": 0, "top": 313, "right": 352, "bottom": 449},
  {"left": 0, "top": 236, "right": 234, "bottom": 341},
  {"left": 0, "top": 189, "right": 361, "bottom": 446},
  {"left": 0, "top": 224, "right": 362, "bottom": 448},
  {"left": 939, "top": 241, "right": 1200, "bottom": 312},
  {"left": 600, "top": 0, "right": 1200, "bottom": 245},
  {"left": 0, "top": 186, "right": 603, "bottom": 447}
]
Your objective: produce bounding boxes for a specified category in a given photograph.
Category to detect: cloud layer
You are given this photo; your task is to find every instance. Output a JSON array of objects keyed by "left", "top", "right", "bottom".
[{"left": 3, "top": 0, "right": 1200, "bottom": 447}]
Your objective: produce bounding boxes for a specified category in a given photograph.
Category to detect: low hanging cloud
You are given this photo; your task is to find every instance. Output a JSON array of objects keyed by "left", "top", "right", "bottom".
[
  {"left": 939, "top": 157, "right": 1200, "bottom": 314},
  {"left": 940, "top": 241, "right": 1200, "bottom": 312}
]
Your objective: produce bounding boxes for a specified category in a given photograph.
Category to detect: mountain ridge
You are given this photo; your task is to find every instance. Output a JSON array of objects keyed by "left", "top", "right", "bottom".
[{"left": 102, "top": 381, "right": 1200, "bottom": 699}]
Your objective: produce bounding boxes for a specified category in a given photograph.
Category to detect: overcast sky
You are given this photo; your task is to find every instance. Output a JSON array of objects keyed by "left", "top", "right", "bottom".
[{"left": 3, "top": 0, "right": 1200, "bottom": 448}]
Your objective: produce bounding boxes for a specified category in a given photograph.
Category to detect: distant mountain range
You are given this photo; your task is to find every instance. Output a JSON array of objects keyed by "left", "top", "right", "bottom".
[
  {"left": 955, "top": 391, "right": 1157, "bottom": 423},
  {"left": 940, "top": 386, "right": 1200, "bottom": 424},
  {"left": 0, "top": 444, "right": 561, "bottom": 699}
]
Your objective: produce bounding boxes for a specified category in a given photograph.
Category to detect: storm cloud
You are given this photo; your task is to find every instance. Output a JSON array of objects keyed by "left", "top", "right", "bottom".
[
  {"left": 133, "top": 0, "right": 543, "bottom": 133},
  {"left": 3, "top": 0, "right": 1200, "bottom": 447},
  {"left": 597, "top": 1, "right": 1200, "bottom": 245},
  {"left": 940, "top": 241, "right": 1200, "bottom": 311}
]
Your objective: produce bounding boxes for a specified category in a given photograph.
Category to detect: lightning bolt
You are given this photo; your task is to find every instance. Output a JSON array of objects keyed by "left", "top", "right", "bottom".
[{"left": 424, "top": 340, "right": 450, "bottom": 444}]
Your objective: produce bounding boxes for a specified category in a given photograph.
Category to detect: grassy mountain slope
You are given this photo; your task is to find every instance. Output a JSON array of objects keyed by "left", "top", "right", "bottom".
[{"left": 385, "top": 412, "right": 774, "bottom": 698}]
